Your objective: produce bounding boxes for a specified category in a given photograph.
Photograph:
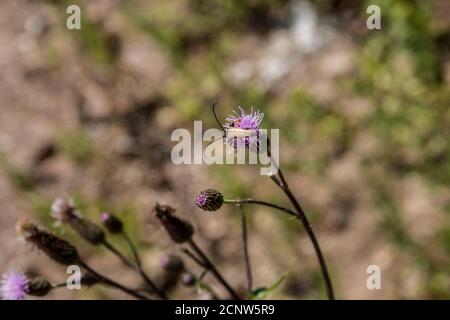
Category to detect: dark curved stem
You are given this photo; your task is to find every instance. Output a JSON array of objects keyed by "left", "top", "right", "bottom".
[
  {"left": 188, "top": 239, "right": 242, "bottom": 300},
  {"left": 225, "top": 183, "right": 335, "bottom": 300},
  {"left": 181, "top": 248, "right": 208, "bottom": 268},
  {"left": 238, "top": 205, "right": 252, "bottom": 294},
  {"left": 78, "top": 260, "right": 150, "bottom": 300},
  {"left": 121, "top": 231, "right": 142, "bottom": 267},
  {"left": 102, "top": 240, "right": 168, "bottom": 299},
  {"left": 270, "top": 167, "right": 335, "bottom": 300},
  {"left": 224, "top": 199, "right": 297, "bottom": 217}
]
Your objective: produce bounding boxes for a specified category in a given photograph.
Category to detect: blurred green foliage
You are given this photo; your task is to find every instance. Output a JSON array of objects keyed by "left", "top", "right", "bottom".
[{"left": 1, "top": 0, "right": 448, "bottom": 299}]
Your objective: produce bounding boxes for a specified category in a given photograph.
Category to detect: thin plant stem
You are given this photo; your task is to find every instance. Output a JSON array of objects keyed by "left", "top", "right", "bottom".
[
  {"left": 102, "top": 240, "right": 168, "bottom": 299},
  {"left": 181, "top": 248, "right": 208, "bottom": 268},
  {"left": 238, "top": 205, "right": 252, "bottom": 294},
  {"left": 224, "top": 185, "right": 334, "bottom": 300},
  {"left": 78, "top": 259, "right": 150, "bottom": 300},
  {"left": 121, "top": 231, "right": 142, "bottom": 267},
  {"left": 224, "top": 199, "right": 297, "bottom": 217},
  {"left": 196, "top": 269, "right": 220, "bottom": 300},
  {"left": 188, "top": 239, "right": 242, "bottom": 300},
  {"left": 270, "top": 166, "right": 335, "bottom": 300}
]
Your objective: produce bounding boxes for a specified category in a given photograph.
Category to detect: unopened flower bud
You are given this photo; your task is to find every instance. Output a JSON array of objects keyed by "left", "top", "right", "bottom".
[
  {"left": 69, "top": 217, "right": 105, "bottom": 245},
  {"left": 100, "top": 212, "right": 123, "bottom": 234},
  {"left": 160, "top": 255, "right": 184, "bottom": 273},
  {"left": 81, "top": 273, "right": 100, "bottom": 287},
  {"left": 196, "top": 189, "right": 224, "bottom": 211},
  {"left": 154, "top": 204, "right": 194, "bottom": 244},
  {"left": 180, "top": 272, "right": 196, "bottom": 287},
  {"left": 16, "top": 218, "right": 79, "bottom": 266},
  {"left": 27, "top": 277, "right": 52, "bottom": 297}
]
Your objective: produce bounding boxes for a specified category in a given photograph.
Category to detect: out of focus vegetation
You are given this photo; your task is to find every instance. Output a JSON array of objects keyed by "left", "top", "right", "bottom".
[{"left": 1, "top": 0, "right": 449, "bottom": 299}]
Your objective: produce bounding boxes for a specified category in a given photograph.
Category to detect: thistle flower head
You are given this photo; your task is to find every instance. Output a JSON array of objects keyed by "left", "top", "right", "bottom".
[
  {"left": 16, "top": 218, "right": 79, "bottom": 266},
  {"left": 100, "top": 212, "right": 123, "bottom": 234},
  {"left": 196, "top": 189, "right": 224, "bottom": 211},
  {"left": 224, "top": 107, "right": 264, "bottom": 150},
  {"left": 154, "top": 204, "right": 194, "bottom": 244},
  {"left": 0, "top": 271, "right": 29, "bottom": 300}
]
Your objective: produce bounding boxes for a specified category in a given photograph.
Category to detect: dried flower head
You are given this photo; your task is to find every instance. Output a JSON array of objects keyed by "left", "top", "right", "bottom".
[
  {"left": 196, "top": 189, "right": 224, "bottom": 211},
  {"left": 154, "top": 204, "right": 194, "bottom": 244},
  {"left": 0, "top": 271, "right": 29, "bottom": 300},
  {"left": 16, "top": 218, "right": 79, "bottom": 266},
  {"left": 100, "top": 212, "right": 123, "bottom": 234},
  {"left": 50, "top": 197, "right": 79, "bottom": 224},
  {"left": 224, "top": 107, "right": 264, "bottom": 150},
  {"left": 51, "top": 197, "right": 105, "bottom": 245}
]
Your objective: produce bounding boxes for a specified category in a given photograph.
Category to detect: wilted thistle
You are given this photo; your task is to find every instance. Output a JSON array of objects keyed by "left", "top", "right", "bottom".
[
  {"left": 51, "top": 198, "right": 105, "bottom": 245},
  {"left": 154, "top": 203, "right": 194, "bottom": 244},
  {"left": 16, "top": 218, "right": 79, "bottom": 266}
]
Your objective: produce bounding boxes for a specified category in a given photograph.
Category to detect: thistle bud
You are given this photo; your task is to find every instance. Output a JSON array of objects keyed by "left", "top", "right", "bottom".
[
  {"left": 160, "top": 254, "right": 184, "bottom": 273},
  {"left": 154, "top": 204, "right": 194, "bottom": 244},
  {"left": 81, "top": 273, "right": 101, "bottom": 287},
  {"left": 196, "top": 189, "right": 224, "bottom": 211},
  {"left": 180, "top": 272, "right": 196, "bottom": 287},
  {"left": 100, "top": 212, "right": 123, "bottom": 234},
  {"left": 16, "top": 218, "right": 79, "bottom": 266},
  {"left": 27, "top": 277, "right": 52, "bottom": 297},
  {"left": 69, "top": 217, "right": 105, "bottom": 245}
]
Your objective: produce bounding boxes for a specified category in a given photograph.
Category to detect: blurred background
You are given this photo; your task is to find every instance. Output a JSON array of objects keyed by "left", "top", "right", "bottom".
[{"left": 0, "top": 0, "right": 449, "bottom": 299}]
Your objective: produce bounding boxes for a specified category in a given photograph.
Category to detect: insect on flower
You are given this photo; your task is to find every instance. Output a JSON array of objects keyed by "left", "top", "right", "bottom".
[{"left": 206, "top": 103, "right": 267, "bottom": 154}]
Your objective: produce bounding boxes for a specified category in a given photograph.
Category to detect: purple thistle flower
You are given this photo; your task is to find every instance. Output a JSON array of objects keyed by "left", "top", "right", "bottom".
[
  {"left": 196, "top": 189, "right": 224, "bottom": 211},
  {"left": 0, "top": 271, "right": 29, "bottom": 300},
  {"left": 100, "top": 212, "right": 109, "bottom": 222},
  {"left": 224, "top": 107, "right": 264, "bottom": 150},
  {"left": 196, "top": 193, "right": 207, "bottom": 207}
]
